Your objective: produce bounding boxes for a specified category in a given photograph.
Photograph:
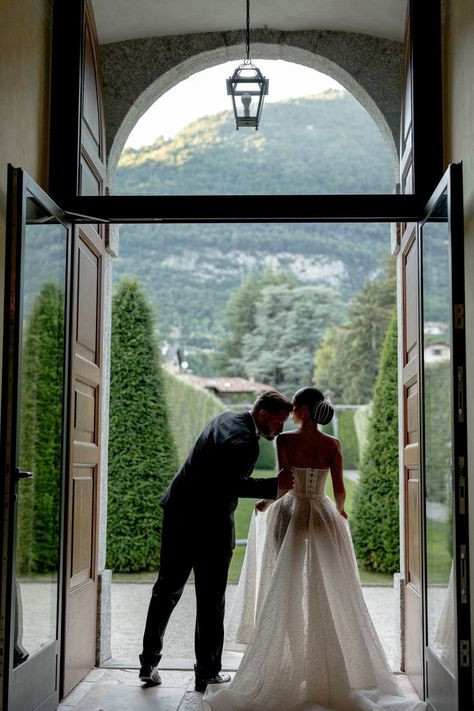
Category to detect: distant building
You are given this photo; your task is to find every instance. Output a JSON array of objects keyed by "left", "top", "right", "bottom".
[
  {"left": 177, "top": 374, "right": 270, "bottom": 405},
  {"left": 424, "top": 322, "right": 448, "bottom": 337},
  {"left": 424, "top": 342, "right": 450, "bottom": 364}
]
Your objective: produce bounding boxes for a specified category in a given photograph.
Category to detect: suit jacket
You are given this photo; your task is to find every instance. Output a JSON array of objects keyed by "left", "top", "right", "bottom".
[{"left": 160, "top": 411, "right": 278, "bottom": 547}]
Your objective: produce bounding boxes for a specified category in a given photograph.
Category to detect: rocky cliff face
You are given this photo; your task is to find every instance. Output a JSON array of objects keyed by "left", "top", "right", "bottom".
[{"left": 113, "top": 92, "right": 394, "bottom": 348}]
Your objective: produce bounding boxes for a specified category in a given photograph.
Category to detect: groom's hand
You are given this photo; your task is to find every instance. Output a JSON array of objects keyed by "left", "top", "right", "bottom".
[{"left": 277, "top": 467, "right": 294, "bottom": 492}]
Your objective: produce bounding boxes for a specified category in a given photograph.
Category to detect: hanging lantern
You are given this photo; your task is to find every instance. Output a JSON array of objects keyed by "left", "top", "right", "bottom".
[{"left": 226, "top": 0, "right": 269, "bottom": 130}]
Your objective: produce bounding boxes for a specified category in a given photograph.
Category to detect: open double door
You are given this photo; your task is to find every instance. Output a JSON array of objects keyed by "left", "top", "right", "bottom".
[{"left": 1, "top": 163, "right": 471, "bottom": 710}]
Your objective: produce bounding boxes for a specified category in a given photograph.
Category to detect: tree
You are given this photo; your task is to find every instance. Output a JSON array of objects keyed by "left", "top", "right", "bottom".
[
  {"left": 241, "top": 284, "right": 343, "bottom": 396},
  {"left": 351, "top": 312, "right": 399, "bottom": 574},
  {"left": 313, "top": 257, "right": 396, "bottom": 404},
  {"left": 107, "top": 277, "right": 179, "bottom": 572},
  {"left": 313, "top": 326, "right": 347, "bottom": 400},
  {"left": 216, "top": 269, "right": 297, "bottom": 375},
  {"left": 17, "top": 282, "right": 65, "bottom": 573}
]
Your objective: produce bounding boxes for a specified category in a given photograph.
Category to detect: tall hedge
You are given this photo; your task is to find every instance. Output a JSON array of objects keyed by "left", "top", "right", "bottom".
[
  {"left": 351, "top": 312, "right": 399, "bottom": 574},
  {"left": 162, "top": 370, "right": 224, "bottom": 466},
  {"left": 107, "top": 278, "right": 178, "bottom": 572},
  {"left": 354, "top": 404, "right": 370, "bottom": 463},
  {"left": 256, "top": 437, "right": 276, "bottom": 471},
  {"left": 163, "top": 372, "right": 277, "bottom": 471},
  {"left": 337, "top": 409, "right": 359, "bottom": 470},
  {"left": 17, "top": 282, "right": 65, "bottom": 573}
]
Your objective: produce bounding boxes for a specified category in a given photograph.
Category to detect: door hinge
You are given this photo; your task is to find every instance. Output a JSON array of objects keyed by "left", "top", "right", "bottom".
[
  {"left": 459, "top": 456, "right": 466, "bottom": 514},
  {"left": 460, "top": 544, "right": 468, "bottom": 604},
  {"left": 454, "top": 303, "right": 465, "bottom": 329},
  {"left": 460, "top": 639, "right": 470, "bottom": 667},
  {"left": 457, "top": 367, "right": 465, "bottom": 422}
]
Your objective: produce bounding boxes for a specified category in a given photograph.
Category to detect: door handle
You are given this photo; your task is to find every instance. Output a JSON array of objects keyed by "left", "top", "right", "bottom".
[{"left": 15, "top": 467, "right": 34, "bottom": 482}]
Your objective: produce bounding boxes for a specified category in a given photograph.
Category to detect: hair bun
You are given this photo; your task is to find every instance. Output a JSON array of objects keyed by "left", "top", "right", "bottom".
[{"left": 312, "top": 399, "right": 334, "bottom": 425}]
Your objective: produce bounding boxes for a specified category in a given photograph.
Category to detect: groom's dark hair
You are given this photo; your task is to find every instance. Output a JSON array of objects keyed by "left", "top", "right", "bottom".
[{"left": 252, "top": 390, "right": 293, "bottom": 414}]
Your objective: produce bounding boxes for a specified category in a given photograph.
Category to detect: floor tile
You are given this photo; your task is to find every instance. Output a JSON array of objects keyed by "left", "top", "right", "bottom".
[{"left": 73, "top": 683, "right": 185, "bottom": 710}]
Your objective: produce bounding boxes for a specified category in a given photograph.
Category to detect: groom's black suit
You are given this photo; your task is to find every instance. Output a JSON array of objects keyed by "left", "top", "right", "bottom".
[{"left": 141, "top": 410, "right": 278, "bottom": 680}]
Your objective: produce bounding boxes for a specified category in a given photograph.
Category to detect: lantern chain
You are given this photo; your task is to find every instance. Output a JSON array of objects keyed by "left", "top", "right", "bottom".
[{"left": 245, "top": 0, "right": 250, "bottom": 61}]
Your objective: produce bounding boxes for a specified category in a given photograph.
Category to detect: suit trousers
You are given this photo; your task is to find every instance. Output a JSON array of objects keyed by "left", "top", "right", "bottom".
[{"left": 140, "top": 507, "right": 233, "bottom": 678}]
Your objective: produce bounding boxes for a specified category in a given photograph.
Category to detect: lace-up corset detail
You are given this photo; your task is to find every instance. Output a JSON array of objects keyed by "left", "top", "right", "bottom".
[{"left": 292, "top": 467, "right": 329, "bottom": 497}]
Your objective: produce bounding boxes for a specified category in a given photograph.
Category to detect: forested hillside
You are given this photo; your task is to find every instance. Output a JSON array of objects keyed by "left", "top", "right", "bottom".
[{"left": 113, "top": 91, "right": 395, "bottom": 351}]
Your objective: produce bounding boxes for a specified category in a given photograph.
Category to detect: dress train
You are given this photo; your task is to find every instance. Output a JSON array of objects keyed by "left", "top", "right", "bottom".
[{"left": 203, "top": 468, "right": 425, "bottom": 711}]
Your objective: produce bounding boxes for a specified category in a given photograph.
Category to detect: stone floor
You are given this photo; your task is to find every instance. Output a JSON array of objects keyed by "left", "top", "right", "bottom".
[
  {"left": 58, "top": 667, "right": 203, "bottom": 711},
  {"left": 59, "top": 667, "right": 420, "bottom": 711},
  {"left": 58, "top": 582, "right": 423, "bottom": 710}
]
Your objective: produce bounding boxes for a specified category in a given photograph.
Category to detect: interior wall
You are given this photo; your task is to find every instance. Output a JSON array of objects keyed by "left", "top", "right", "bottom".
[
  {"left": 0, "top": 0, "right": 52, "bottom": 386},
  {"left": 0, "top": 1, "right": 52, "bottom": 700},
  {"left": 442, "top": 0, "right": 474, "bottom": 664}
]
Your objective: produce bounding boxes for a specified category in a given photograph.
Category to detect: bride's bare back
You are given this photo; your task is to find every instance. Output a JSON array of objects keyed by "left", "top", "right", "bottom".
[
  {"left": 277, "top": 427, "right": 338, "bottom": 469},
  {"left": 276, "top": 428, "right": 347, "bottom": 518}
]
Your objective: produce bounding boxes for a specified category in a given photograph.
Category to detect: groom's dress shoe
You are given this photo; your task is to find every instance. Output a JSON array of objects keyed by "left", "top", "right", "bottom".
[
  {"left": 195, "top": 672, "right": 231, "bottom": 692},
  {"left": 139, "top": 663, "right": 162, "bottom": 685}
]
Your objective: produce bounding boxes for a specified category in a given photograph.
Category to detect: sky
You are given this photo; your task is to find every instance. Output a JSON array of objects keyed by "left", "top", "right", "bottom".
[{"left": 125, "top": 60, "right": 343, "bottom": 149}]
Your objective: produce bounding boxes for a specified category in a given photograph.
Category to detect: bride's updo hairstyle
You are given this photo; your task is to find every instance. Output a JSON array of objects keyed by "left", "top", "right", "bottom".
[{"left": 293, "top": 387, "right": 334, "bottom": 426}]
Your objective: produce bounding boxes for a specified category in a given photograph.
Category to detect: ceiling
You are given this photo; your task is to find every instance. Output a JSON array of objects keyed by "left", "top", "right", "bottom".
[{"left": 92, "top": 0, "right": 407, "bottom": 45}]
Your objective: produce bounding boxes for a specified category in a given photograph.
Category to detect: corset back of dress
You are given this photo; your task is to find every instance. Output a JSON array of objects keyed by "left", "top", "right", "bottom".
[{"left": 292, "top": 466, "right": 329, "bottom": 497}]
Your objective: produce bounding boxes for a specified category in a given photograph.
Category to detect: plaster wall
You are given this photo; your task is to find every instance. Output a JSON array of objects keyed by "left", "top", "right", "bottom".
[
  {"left": 0, "top": 0, "right": 52, "bottom": 388},
  {"left": 443, "top": 0, "right": 474, "bottom": 666},
  {"left": 0, "top": 0, "right": 52, "bottom": 697}
]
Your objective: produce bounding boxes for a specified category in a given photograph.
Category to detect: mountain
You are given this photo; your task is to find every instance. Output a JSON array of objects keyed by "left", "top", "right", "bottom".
[{"left": 113, "top": 91, "right": 395, "bottom": 351}]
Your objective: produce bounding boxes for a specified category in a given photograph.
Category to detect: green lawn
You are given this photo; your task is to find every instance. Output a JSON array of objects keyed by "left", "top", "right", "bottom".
[
  {"left": 426, "top": 517, "right": 452, "bottom": 585},
  {"left": 113, "top": 470, "right": 393, "bottom": 586},
  {"left": 229, "top": 470, "right": 392, "bottom": 585}
]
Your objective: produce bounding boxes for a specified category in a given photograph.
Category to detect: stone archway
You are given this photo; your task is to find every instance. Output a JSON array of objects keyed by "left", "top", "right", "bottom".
[
  {"left": 97, "top": 29, "right": 403, "bottom": 664},
  {"left": 101, "top": 29, "right": 402, "bottom": 184}
]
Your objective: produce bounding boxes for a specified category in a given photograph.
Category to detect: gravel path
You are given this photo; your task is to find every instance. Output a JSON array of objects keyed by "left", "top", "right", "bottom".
[{"left": 111, "top": 582, "right": 397, "bottom": 668}]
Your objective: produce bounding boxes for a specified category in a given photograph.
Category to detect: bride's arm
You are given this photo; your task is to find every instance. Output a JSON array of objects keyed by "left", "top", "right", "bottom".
[
  {"left": 276, "top": 435, "right": 293, "bottom": 498},
  {"left": 330, "top": 440, "right": 348, "bottom": 518},
  {"left": 255, "top": 435, "right": 293, "bottom": 514}
]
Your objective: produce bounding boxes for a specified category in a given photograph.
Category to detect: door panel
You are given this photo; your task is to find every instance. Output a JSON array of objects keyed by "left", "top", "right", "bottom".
[
  {"left": 76, "top": 241, "right": 100, "bottom": 359},
  {"left": 63, "top": 226, "right": 102, "bottom": 695},
  {"left": 1, "top": 167, "right": 71, "bottom": 711},
  {"left": 401, "top": 224, "right": 424, "bottom": 696},
  {"left": 407, "top": 470, "right": 421, "bottom": 588},
  {"left": 420, "top": 164, "right": 471, "bottom": 711}
]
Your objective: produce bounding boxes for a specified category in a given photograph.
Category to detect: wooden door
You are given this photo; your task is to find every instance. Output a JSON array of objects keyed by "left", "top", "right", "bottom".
[
  {"left": 62, "top": 224, "right": 103, "bottom": 695},
  {"left": 420, "top": 164, "right": 471, "bottom": 710},
  {"left": 0, "top": 167, "right": 72, "bottom": 711},
  {"left": 401, "top": 223, "right": 424, "bottom": 697},
  {"left": 61, "top": 0, "right": 106, "bottom": 695}
]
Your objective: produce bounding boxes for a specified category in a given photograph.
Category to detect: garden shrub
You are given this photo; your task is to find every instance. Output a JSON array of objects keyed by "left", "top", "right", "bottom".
[
  {"left": 256, "top": 437, "right": 276, "bottom": 470},
  {"left": 337, "top": 409, "right": 359, "bottom": 469},
  {"left": 354, "top": 404, "right": 370, "bottom": 463},
  {"left": 17, "top": 282, "right": 65, "bottom": 573},
  {"left": 107, "top": 278, "right": 178, "bottom": 572},
  {"left": 162, "top": 370, "right": 225, "bottom": 466}
]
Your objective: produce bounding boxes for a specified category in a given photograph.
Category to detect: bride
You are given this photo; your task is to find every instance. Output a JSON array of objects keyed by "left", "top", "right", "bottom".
[{"left": 202, "top": 387, "right": 425, "bottom": 711}]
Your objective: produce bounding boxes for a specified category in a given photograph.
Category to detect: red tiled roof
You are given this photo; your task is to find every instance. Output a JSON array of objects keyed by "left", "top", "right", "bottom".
[{"left": 180, "top": 375, "right": 270, "bottom": 394}]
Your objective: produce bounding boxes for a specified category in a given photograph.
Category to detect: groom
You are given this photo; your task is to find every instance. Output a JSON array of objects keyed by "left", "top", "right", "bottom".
[{"left": 139, "top": 389, "right": 293, "bottom": 692}]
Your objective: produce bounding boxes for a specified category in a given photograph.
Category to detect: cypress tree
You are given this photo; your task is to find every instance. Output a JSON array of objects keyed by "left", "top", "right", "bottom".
[
  {"left": 18, "top": 282, "right": 65, "bottom": 573},
  {"left": 351, "top": 312, "right": 399, "bottom": 573},
  {"left": 107, "top": 277, "right": 178, "bottom": 572}
]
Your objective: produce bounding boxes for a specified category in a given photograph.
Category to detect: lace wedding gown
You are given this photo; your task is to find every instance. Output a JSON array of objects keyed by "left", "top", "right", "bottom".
[{"left": 202, "top": 467, "right": 425, "bottom": 711}]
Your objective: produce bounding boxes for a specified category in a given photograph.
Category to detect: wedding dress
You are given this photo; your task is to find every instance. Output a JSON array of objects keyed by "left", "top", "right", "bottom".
[{"left": 202, "top": 467, "right": 425, "bottom": 711}]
